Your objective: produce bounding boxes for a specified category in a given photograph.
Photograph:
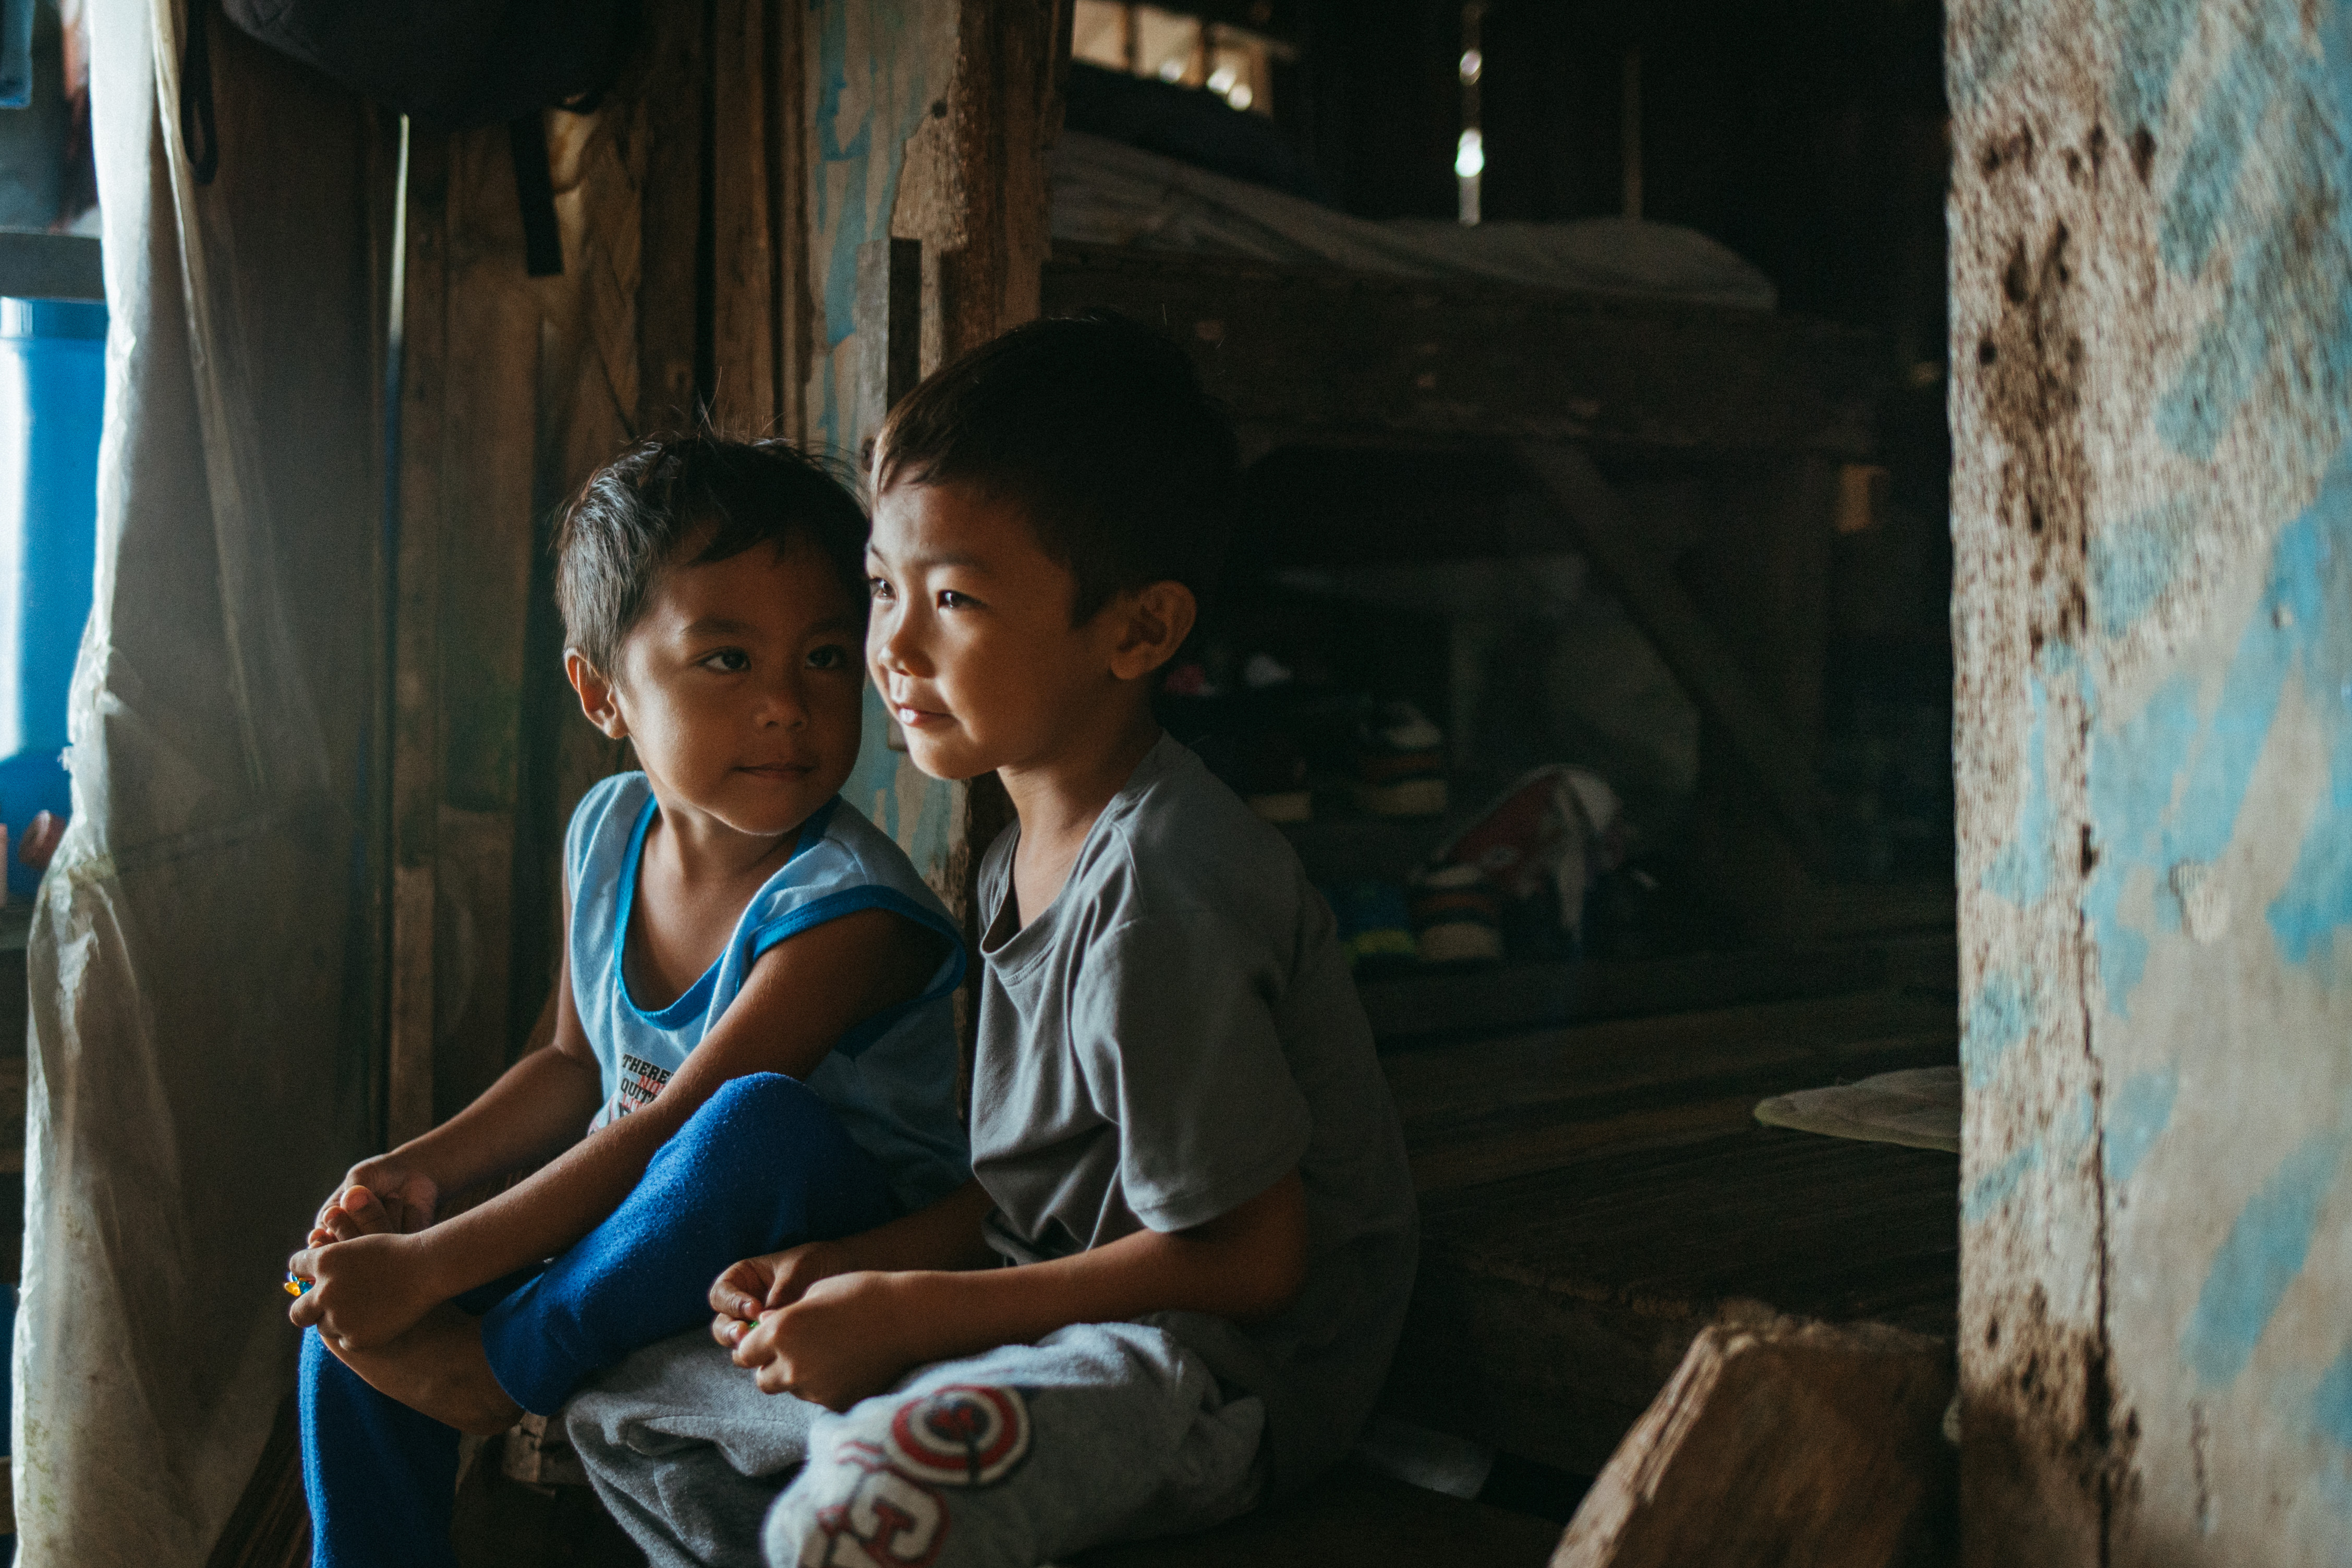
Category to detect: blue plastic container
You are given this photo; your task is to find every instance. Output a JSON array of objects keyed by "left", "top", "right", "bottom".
[{"left": 0, "top": 297, "right": 104, "bottom": 898}]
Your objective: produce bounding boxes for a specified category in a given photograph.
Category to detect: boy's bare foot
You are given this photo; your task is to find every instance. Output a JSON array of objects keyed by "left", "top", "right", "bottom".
[
  {"left": 320, "top": 1304, "right": 523, "bottom": 1437},
  {"left": 309, "top": 1185, "right": 396, "bottom": 1248}
]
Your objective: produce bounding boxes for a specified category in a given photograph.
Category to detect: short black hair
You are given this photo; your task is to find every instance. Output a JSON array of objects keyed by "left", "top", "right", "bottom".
[
  {"left": 554, "top": 434, "right": 869, "bottom": 674},
  {"left": 874, "top": 312, "right": 1240, "bottom": 624}
]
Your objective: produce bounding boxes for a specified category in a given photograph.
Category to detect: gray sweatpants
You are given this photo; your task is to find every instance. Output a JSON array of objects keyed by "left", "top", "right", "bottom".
[{"left": 565, "top": 1322, "right": 1269, "bottom": 1568}]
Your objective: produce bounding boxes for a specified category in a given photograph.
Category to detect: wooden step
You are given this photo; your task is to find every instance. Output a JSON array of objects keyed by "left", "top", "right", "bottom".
[
  {"left": 1071, "top": 1463, "right": 1561, "bottom": 1568},
  {"left": 1377, "top": 987, "right": 1960, "bottom": 1475}
]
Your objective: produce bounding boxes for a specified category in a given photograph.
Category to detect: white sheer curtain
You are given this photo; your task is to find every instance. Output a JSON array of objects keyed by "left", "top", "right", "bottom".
[{"left": 12, "top": 1, "right": 385, "bottom": 1560}]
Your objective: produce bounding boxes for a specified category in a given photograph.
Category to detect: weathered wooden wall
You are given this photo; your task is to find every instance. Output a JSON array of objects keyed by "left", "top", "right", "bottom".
[
  {"left": 391, "top": 0, "right": 1062, "bottom": 1134},
  {"left": 1948, "top": 1, "right": 2352, "bottom": 1562}
]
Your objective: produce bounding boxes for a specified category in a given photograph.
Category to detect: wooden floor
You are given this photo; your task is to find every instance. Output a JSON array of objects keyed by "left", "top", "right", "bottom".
[{"left": 1376, "top": 956, "right": 1961, "bottom": 1475}]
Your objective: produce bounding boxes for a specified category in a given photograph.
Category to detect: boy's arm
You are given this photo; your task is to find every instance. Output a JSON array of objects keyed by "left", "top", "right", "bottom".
[
  {"left": 316, "top": 980, "right": 603, "bottom": 1241},
  {"left": 729, "top": 1170, "right": 1309, "bottom": 1410},
  {"left": 292, "top": 906, "right": 942, "bottom": 1348}
]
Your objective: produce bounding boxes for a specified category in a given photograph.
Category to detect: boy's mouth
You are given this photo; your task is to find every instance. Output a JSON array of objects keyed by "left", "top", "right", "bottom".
[
  {"left": 893, "top": 703, "right": 951, "bottom": 730},
  {"left": 738, "top": 761, "right": 815, "bottom": 779}
]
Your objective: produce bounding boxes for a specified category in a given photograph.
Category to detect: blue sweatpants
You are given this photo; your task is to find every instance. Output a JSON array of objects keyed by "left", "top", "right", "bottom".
[{"left": 298, "top": 1074, "right": 899, "bottom": 1568}]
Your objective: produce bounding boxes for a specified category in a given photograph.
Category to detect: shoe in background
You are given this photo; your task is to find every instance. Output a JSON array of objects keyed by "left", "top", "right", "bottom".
[
  {"left": 1408, "top": 862, "right": 1503, "bottom": 964},
  {"left": 1353, "top": 701, "right": 1448, "bottom": 818}
]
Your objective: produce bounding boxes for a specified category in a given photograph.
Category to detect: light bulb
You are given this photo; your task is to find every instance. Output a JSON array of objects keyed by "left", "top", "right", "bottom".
[
  {"left": 1454, "top": 129, "right": 1485, "bottom": 178},
  {"left": 1459, "top": 48, "right": 1483, "bottom": 83}
]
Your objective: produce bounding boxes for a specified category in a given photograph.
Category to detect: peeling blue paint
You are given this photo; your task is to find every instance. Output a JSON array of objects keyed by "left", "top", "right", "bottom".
[
  {"left": 2269, "top": 719, "right": 2352, "bottom": 967},
  {"left": 2264, "top": 484, "right": 2352, "bottom": 966},
  {"left": 2315, "top": 1345, "right": 2352, "bottom": 1449},
  {"left": 2104, "top": 0, "right": 2200, "bottom": 146},
  {"left": 1964, "top": 1141, "right": 2039, "bottom": 1224},
  {"left": 1985, "top": 674, "right": 2055, "bottom": 907},
  {"left": 2184, "top": 1133, "right": 2346, "bottom": 1385},
  {"left": 1963, "top": 1091, "right": 2094, "bottom": 1224},
  {"left": 1965, "top": 969, "right": 2035, "bottom": 1089},
  {"left": 2084, "top": 452, "right": 2352, "bottom": 1009},
  {"left": 2151, "top": 3, "right": 2352, "bottom": 461},
  {"left": 2103, "top": 1067, "right": 2178, "bottom": 1185},
  {"left": 2157, "top": 28, "right": 2283, "bottom": 279},
  {"left": 2090, "top": 499, "right": 2197, "bottom": 635}
]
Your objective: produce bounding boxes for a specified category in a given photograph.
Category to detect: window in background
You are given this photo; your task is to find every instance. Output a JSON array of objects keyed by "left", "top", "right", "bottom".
[{"left": 1070, "top": 1, "right": 1282, "bottom": 117}]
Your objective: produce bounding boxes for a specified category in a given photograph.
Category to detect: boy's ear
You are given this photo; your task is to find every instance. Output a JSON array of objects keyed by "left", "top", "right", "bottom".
[
  {"left": 1105, "top": 581, "right": 1197, "bottom": 683},
  {"left": 566, "top": 649, "right": 630, "bottom": 739}
]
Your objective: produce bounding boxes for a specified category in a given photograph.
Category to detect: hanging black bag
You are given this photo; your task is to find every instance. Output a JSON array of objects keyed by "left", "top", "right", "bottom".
[{"left": 178, "top": 0, "right": 637, "bottom": 276}]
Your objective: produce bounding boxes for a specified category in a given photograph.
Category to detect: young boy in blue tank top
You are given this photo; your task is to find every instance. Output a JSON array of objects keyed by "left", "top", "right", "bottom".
[{"left": 284, "top": 436, "right": 970, "bottom": 1568}]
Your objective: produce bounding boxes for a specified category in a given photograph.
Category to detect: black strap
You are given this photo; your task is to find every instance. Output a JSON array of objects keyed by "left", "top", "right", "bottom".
[
  {"left": 509, "top": 115, "right": 563, "bottom": 277},
  {"left": 179, "top": 0, "right": 218, "bottom": 185}
]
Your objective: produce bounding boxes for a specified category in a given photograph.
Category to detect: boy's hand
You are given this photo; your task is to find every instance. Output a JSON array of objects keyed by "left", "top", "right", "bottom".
[
  {"left": 708, "top": 1241, "right": 855, "bottom": 1345},
  {"left": 286, "top": 1232, "right": 436, "bottom": 1350},
  {"left": 729, "top": 1271, "right": 917, "bottom": 1412}
]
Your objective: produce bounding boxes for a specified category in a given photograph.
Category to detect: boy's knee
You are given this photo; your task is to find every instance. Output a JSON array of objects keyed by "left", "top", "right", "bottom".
[
  {"left": 683, "top": 1073, "right": 827, "bottom": 1148},
  {"left": 766, "top": 1387, "right": 1035, "bottom": 1568}
]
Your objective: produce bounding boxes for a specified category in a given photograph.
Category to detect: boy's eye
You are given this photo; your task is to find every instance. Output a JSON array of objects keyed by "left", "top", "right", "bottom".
[
  {"left": 702, "top": 648, "right": 751, "bottom": 673},
  {"left": 867, "top": 576, "right": 895, "bottom": 601},
  {"left": 937, "top": 589, "right": 975, "bottom": 611},
  {"left": 807, "top": 644, "right": 850, "bottom": 671}
]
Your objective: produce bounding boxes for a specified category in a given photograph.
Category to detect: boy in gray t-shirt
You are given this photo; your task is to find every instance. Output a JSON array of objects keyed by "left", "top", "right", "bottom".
[{"left": 565, "top": 315, "right": 1417, "bottom": 1568}]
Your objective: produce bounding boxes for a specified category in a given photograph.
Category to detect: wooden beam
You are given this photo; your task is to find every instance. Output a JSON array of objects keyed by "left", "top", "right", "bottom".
[
  {"left": 1038, "top": 244, "right": 1884, "bottom": 457},
  {"left": 852, "top": 235, "right": 922, "bottom": 456},
  {"left": 1553, "top": 1317, "right": 1955, "bottom": 1568},
  {"left": 1512, "top": 442, "right": 1821, "bottom": 858}
]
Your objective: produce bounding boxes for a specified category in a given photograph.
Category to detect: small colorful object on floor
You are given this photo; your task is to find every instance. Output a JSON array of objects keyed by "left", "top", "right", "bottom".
[{"left": 1323, "top": 880, "right": 1418, "bottom": 971}]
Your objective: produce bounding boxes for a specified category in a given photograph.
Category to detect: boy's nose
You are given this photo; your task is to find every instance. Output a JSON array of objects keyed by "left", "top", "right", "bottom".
[
  {"left": 757, "top": 672, "right": 809, "bottom": 729},
  {"left": 872, "top": 617, "right": 928, "bottom": 677}
]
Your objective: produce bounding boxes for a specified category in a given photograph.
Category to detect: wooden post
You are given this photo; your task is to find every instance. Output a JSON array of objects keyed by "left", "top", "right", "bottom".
[{"left": 387, "top": 132, "right": 448, "bottom": 1149}]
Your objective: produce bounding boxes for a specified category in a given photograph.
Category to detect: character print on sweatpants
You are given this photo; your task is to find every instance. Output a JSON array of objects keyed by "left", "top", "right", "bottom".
[{"left": 797, "top": 1385, "right": 1034, "bottom": 1567}]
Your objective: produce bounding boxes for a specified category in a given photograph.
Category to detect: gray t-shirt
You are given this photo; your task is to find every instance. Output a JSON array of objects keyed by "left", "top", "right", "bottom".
[{"left": 970, "top": 734, "right": 1420, "bottom": 1498}]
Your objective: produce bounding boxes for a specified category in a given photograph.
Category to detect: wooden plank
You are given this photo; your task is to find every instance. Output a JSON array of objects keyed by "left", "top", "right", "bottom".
[
  {"left": 854, "top": 235, "right": 923, "bottom": 444},
  {"left": 1073, "top": 1463, "right": 1560, "bottom": 1567},
  {"left": 710, "top": 0, "right": 777, "bottom": 434},
  {"left": 1513, "top": 442, "right": 1821, "bottom": 858},
  {"left": 1386, "top": 1133, "right": 1960, "bottom": 1474},
  {"left": 1384, "top": 987, "right": 1957, "bottom": 1184},
  {"left": 388, "top": 131, "right": 451, "bottom": 1147},
  {"left": 430, "top": 126, "right": 550, "bottom": 1119},
  {"left": 0, "top": 232, "right": 103, "bottom": 301},
  {"left": 636, "top": 0, "right": 707, "bottom": 432},
  {"left": 1038, "top": 244, "right": 1884, "bottom": 458},
  {"left": 1553, "top": 1317, "right": 1955, "bottom": 1568},
  {"left": 1354, "top": 939, "right": 1933, "bottom": 1042}
]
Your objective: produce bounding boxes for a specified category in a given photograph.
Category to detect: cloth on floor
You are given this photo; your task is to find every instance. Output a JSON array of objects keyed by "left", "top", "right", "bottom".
[{"left": 1753, "top": 1065, "right": 1960, "bottom": 1154}]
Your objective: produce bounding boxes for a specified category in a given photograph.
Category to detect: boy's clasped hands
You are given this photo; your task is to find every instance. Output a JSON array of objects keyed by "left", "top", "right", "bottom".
[
  {"left": 708, "top": 1241, "right": 913, "bottom": 1408},
  {"left": 292, "top": 1169, "right": 442, "bottom": 1350}
]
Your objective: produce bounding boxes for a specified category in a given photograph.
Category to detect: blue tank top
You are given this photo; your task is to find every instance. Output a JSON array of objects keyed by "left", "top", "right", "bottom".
[{"left": 566, "top": 772, "right": 971, "bottom": 1212}]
